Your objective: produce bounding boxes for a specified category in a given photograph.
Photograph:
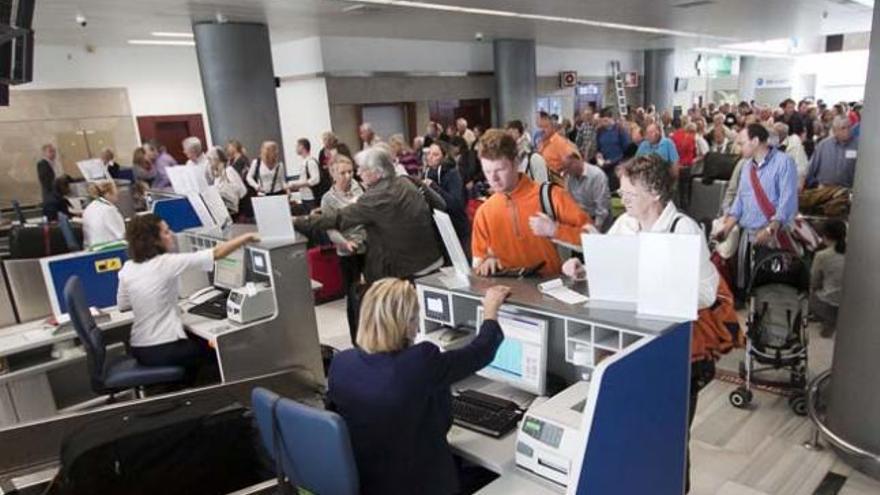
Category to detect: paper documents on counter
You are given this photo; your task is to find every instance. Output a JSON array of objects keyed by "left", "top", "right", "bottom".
[{"left": 538, "top": 278, "right": 589, "bottom": 305}]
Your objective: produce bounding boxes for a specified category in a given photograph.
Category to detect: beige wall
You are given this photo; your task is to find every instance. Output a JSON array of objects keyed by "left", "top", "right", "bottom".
[{"left": 0, "top": 88, "right": 139, "bottom": 203}]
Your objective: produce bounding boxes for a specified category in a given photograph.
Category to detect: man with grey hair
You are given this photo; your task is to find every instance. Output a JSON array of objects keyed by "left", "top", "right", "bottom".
[
  {"left": 37, "top": 143, "right": 60, "bottom": 204},
  {"left": 359, "top": 123, "right": 381, "bottom": 150},
  {"left": 182, "top": 136, "right": 211, "bottom": 184},
  {"left": 806, "top": 116, "right": 858, "bottom": 189},
  {"left": 773, "top": 122, "right": 808, "bottom": 182},
  {"left": 456, "top": 118, "right": 477, "bottom": 148},
  {"left": 295, "top": 146, "right": 446, "bottom": 285}
]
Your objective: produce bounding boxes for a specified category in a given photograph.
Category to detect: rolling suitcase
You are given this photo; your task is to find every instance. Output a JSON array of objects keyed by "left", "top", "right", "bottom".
[
  {"left": 8, "top": 223, "right": 83, "bottom": 259},
  {"left": 308, "top": 246, "right": 345, "bottom": 303}
]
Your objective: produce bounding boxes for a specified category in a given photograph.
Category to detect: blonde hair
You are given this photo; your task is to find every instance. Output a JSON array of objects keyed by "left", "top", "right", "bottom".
[
  {"left": 356, "top": 278, "right": 419, "bottom": 353},
  {"left": 87, "top": 179, "right": 117, "bottom": 199},
  {"left": 330, "top": 154, "right": 354, "bottom": 175},
  {"left": 388, "top": 134, "right": 410, "bottom": 153},
  {"left": 260, "top": 141, "right": 279, "bottom": 165}
]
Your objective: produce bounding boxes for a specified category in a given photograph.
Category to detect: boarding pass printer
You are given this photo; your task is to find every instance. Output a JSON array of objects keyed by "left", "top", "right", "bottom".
[
  {"left": 227, "top": 282, "right": 274, "bottom": 324},
  {"left": 515, "top": 380, "right": 590, "bottom": 487}
]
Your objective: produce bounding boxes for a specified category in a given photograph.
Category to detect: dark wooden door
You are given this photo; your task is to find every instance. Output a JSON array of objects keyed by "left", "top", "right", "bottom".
[{"left": 136, "top": 114, "right": 207, "bottom": 164}]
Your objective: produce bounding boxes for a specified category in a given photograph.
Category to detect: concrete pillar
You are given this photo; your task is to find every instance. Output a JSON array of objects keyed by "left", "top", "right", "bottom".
[
  {"left": 643, "top": 49, "right": 675, "bottom": 113},
  {"left": 738, "top": 56, "right": 757, "bottom": 103},
  {"left": 493, "top": 39, "right": 537, "bottom": 131},
  {"left": 827, "top": 0, "right": 880, "bottom": 476},
  {"left": 193, "top": 22, "right": 283, "bottom": 159}
]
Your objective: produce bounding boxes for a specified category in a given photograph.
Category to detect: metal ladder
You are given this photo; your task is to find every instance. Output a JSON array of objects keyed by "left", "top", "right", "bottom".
[{"left": 611, "top": 60, "right": 628, "bottom": 117}]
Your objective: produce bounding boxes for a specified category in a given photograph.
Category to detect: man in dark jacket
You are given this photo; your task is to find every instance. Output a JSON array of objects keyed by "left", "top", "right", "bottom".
[
  {"left": 424, "top": 142, "right": 471, "bottom": 258},
  {"left": 295, "top": 147, "right": 446, "bottom": 283},
  {"left": 37, "top": 143, "right": 58, "bottom": 204}
]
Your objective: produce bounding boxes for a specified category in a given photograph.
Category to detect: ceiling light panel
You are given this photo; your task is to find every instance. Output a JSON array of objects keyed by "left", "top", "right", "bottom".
[{"left": 350, "top": 0, "right": 736, "bottom": 40}]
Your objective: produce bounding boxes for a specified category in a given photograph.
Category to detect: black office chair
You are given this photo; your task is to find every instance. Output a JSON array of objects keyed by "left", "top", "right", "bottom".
[
  {"left": 64, "top": 276, "right": 186, "bottom": 399},
  {"left": 57, "top": 212, "right": 81, "bottom": 251}
]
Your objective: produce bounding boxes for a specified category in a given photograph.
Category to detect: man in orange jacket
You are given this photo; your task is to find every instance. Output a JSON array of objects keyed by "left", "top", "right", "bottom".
[{"left": 472, "top": 129, "right": 592, "bottom": 278}]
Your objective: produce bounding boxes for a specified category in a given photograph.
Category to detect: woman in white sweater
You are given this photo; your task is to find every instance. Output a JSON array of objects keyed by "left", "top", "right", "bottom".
[
  {"left": 207, "top": 146, "right": 247, "bottom": 215},
  {"left": 246, "top": 141, "right": 287, "bottom": 196},
  {"left": 82, "top": 180, "right": 126, "bottom": 249}
]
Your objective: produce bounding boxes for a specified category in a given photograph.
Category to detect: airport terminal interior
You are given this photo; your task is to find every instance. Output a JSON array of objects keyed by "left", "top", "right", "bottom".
[{"left": 2, "top": 0, "right": 880, "bottom": 494}]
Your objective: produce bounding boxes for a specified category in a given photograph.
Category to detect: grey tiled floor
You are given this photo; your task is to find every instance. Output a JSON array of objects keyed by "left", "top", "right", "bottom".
[{"left": 314, "top": 299, "right": 880, "bottom": 495}]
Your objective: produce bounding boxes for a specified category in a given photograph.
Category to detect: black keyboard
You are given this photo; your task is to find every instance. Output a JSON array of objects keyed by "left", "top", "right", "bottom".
[
  {"left": 188, "top": 292, "right": 229, "bottom": 320},
  {"left": 451, "top": 390, "right": 522, "bottom": 438}
]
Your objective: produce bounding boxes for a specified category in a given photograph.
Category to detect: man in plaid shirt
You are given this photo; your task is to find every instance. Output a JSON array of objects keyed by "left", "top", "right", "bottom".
[{"left": 575, "top": 108, "right": 598, "bottom": 163}]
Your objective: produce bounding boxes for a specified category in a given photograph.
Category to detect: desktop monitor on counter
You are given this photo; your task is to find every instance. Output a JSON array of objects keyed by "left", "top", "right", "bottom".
[
  {"left": 40, "top": 247, "right": 129, "bottom": 323},
  {"left": 476, "top": 308, "right": 549, "bottom": 396}
]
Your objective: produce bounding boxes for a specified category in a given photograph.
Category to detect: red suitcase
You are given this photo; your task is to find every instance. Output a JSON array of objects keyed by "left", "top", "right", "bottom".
[{"left": 307, "top": 246, "right": 345, "bottom": 303}]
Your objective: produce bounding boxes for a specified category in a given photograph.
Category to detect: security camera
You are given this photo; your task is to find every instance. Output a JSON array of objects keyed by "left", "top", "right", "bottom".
[
  {"left": 475, "top": 32, "right": 484, "bottom": 42},
  {"left": 75, "top": 13, "right": 87, "bottom": 28}
]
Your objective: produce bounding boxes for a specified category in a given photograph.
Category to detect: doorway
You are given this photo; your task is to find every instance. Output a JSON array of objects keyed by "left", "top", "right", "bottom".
[
  {"left": 136, "top": 114, "right": 207, "bottom": 164},
  {"left": 428, "top": 99, "right": 492, "bottom": 130},
  {"left": 575, "top": 83, "right": 604, "bottom": 115}
]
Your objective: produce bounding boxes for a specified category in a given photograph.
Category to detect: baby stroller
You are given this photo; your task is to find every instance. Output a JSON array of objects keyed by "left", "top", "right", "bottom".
[{"left": 729, "top": 247, "right": 811, "bottom": 415}]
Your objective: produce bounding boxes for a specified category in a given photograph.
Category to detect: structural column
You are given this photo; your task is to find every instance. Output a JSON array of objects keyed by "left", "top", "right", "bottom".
[
  {"left": 827, "top": 0, "right": 880, "bottom": 477},
  {"left": 643, "top": 49, "right": 675, "bottom": 113},
  {"left": 493, "top": 39, "right": 537, "bottom": 131},
  {"left": 193, "top": 22, "right": 283, "bottom": 158},
  {"left": 738, "top": 56, "right": 757, "bottom": 103}
]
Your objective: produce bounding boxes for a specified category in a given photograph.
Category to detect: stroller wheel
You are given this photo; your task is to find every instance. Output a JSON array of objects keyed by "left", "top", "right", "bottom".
[
  {"left": 789, "top": 394, "right": 808, "bottom": 416},
  {"left": 729, "top": 387, "right": 753, "bottom": 409}
]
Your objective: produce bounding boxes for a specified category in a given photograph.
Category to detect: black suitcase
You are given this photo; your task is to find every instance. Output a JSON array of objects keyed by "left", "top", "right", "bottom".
[
  {"left": 47, "top": 398, "right": 270, "bottom": 495},
  {"left": 8, "top": 223, "right": 82, "bottom": 259}
]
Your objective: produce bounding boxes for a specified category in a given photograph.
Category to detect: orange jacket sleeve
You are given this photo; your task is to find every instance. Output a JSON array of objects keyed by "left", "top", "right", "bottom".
[
  {"left": 551, "top": 186, "right": 591, "bottom": 245},
  {"left": 471, "top": 204, "right": 490, "bottom": 261}
]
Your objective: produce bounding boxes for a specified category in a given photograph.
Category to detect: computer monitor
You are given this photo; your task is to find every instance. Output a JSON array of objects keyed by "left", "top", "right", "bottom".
[
  {"left": 40, "top": 247, "right": 129, "bottom": 323},
  {"left": 152, "top": 197, "right": 202, "bottom": 232},
  {"left": 421, "top": 287, "right": 452, "bottom": 325},
  {"left": 476, "top": 308, "right": 548, "bottom": 395},
  {"left": 213, "top": 249, "right": 245, "bottom": 291}
]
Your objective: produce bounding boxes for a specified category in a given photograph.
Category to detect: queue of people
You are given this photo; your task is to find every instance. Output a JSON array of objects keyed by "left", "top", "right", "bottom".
[{"left": 24, "top": 95, "right": 858, "bottom": 495}]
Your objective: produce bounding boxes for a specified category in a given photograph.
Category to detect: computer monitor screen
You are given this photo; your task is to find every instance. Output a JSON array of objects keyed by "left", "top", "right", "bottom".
[
  {"left": 476, "top": 308, "right": 548, "bottom": 395},
  {"left": 152, "top": 197, "right": 202, "bottom": 232},
  {"left": 421, "top": 288, "right": 452, "bottom": 325},
  {"left": 40, "top": 247, "right": 128, "bottom": 322},
  {"left": 214, "top": 249, "right": 244, "bottom": 291}
]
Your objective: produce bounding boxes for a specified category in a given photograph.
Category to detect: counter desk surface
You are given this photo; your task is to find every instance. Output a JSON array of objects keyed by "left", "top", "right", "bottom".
[{"left": 417, "top": 272, "right": 675, "bottom": 335}]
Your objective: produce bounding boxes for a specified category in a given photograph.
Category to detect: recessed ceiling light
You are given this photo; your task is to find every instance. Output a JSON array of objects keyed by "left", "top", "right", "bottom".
[
  {"left": 349, "top": 0, "right": 735, "bottom": 40},
  {"left": 151, "top": 32, "right": 194, "bottom": 38},
  {"left": 128, "top": 39, "right": 196, "bottom": 46}
]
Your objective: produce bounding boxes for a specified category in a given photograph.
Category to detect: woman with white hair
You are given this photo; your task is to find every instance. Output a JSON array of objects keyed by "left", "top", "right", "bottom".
[
  {"left": 328, "top": 279, "right": 510, "bottom": 495},
  {"left": 182, "top": 136, "right": 211, "bottom": 184},
  {"left": 207, "top": 146, "right": 247, "bottom": 216},
  {"left": 82, "top": 180, "right": 126, "bottom": 248},
  {"left": 320, "top": 154, "right": 367, "bottom": 342}
]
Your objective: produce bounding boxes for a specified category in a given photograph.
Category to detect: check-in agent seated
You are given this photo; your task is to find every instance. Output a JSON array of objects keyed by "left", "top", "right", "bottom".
[
  {"left": 471, "top": 130, "right": 592, "bottom": 278},
  {"left": 116, "top": 214, "right": 259, "bottom": 384},
  {"left": 81, "top": 179, "right": 126, "bottom": 249},
  {"left": 327, "top": 279, "right": 511, "bottom": 495}
]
